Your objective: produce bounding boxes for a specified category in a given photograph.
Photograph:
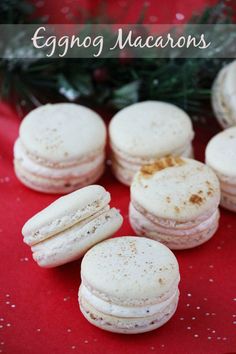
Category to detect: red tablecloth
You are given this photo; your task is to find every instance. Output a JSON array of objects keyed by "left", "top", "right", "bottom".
[{"left": 0, "top": 102, "right": 236, "bottom": 354}]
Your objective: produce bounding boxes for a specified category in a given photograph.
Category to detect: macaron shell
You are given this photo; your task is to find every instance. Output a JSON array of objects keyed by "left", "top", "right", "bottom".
[
  {"left": 212, "top": 61, "right": 236, "bottom": 129},
  {"left": 81, "top": 237, "right": 179, "bottom": 307},
  {"left": 223, "top": 61, "right": 236, "bottom": 119},
  {"left": 205, "top": 127, "right": 236, "bottom": 178},
  {"left": 19, "top": 103, "right": 106, "bottom": 166},
  {"left": 212, "top": 65, "right": 232, "bottom": 129},
  {"left": 22, "top": 185, "right": 110, "bottom": 245},
  {"left": 79, "top": 289, "right": 179, "bottom": 334},
  {"left": 131, "top": 157, "right": 220, "bottom": 222},
  {"left": 109, "top": 101, "right": 194, "bottom": 158},
  {"left": 31, "top": 208, "right": 123, "bottom": 268}
]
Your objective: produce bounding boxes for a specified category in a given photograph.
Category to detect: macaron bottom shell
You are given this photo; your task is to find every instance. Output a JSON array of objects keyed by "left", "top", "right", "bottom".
[
  {"left": 14, "top": 160, "right": 104, "bottom": 194},
  {"left": 79, "top": 290, "right": 179, "bottom": 334}
]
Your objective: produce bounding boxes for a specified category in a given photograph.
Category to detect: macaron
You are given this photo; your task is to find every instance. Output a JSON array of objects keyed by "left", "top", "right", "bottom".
[
  {"left": 109, "top": 101, "right": 194, "bottom": 186},
  {"left": 22, "top": 185, "right": 123, "bottom": 267},
  {"left": 79, "top": 236, "right": 180, "bottom": 334},
  {"left": 206, "top": 127, "right": 236, "bottom": 212},
  {"left": 212, "top": 60, "right": 236, "bottom": 129},
  {"left": 14, "top": 103, "right": 106, "bottom": 194},
  {"left": 129, "top": 156, "right": 220, "bottom": 249}
]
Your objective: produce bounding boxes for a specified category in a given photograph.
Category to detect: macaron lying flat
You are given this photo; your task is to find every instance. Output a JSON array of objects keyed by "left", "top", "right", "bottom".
[
  {"left": 14, "top": 103, "right": 106, "bottom": 194},
  {"left": 129, "top": 156, "right": 220, "bottom": 249},
  {"left": 22, "top": 185, "right": 123, "bottom": 267},
  {"left": 109, "top": 101, "right": 194, "bottom": 185},
  {"left": 79, "top": 236, "right": 180, "bottom": 334},
  {"left": 206, "top": 127, "right": 236, "bottom": 212},
  {"left": 212, "top": 60, "right": 236, "bottom": 129}
]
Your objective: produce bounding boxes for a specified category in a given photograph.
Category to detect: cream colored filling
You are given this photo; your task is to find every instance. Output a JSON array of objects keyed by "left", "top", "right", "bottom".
[
  {"left": 14, "top": 139, "right": 104, "bottom": 178},
  {"left": 111, "top": 142, "right": 193, "bottom": 168},
  {"left": 130, "top": 202, "right": 219, "bottom": 236},
  {"left": 79, "top": 284, "right": 179, "bottom": 318}
]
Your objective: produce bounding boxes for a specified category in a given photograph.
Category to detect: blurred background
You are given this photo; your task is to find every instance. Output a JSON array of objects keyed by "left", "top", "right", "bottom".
[{"left": 35, "top": 0, "right": 217, "bottom": 24}]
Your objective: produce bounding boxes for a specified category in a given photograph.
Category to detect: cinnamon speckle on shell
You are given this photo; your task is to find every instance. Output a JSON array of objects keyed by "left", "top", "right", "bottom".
[
  {"left": 189, "top": 194, "right": 204, "bottom": 206},
  {"left": 140, "top": 156, "right": 185, "bottom": 178}
]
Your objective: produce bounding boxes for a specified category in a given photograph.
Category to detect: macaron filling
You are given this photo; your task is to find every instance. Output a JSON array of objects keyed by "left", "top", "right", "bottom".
[
  {"left": 31, "top": 207, "right": 122, "bottom": 267},
  {"left": 130, "top": 202, "right": 219, "bottom": 237},
  {"left": 23, "top": 192, "right": 111, "bottom": 246},
  {"left": 14, "top": 139, "right": 105, "bottom": 179},
  {"left": 111, "top": 141, "right": 193, "bottom": 165},
  {"left": 79, "top": 284, "right": 179, "bottom": 318},
  {"left": 129, "top": 203, "right": 219, "bottom": 248}
]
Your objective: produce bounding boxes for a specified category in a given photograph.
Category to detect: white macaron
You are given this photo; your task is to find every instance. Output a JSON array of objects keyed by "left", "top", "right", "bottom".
[
  {"left": 129, "top": 156, "right": 220, "bottom": 249},
  {"left": 109, "top": 101, "right": 194, "bottom": 185},
  {"left": 22, "top": 185, "right": 123, "bottom": 267},
  {"left": 79, "top": 236, "right": 180, "bottom": 334},
  {"left": 14, "top": 103, "right": 106, "bottom": 194},
  {"left": 212, "top": 60, "right": 236, "bottom": 129},
  {"left": 206, "top": 127, "right": 236, "bottom": 212}
]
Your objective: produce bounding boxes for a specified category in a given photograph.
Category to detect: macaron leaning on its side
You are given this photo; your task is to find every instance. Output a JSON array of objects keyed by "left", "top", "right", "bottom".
[
  {"left": 206, "top": 127, "right": 236, "bottom": 212},
  {"left": 129, "top": 156, "right": 221, "bottom": 250},
  {"left": 14, "top": 103, "right": 106, "bottom": 194},
  {"left": 22, "top": 185, "right": 123, "bottom": 268},
  {"left": 212, "top": 60, "right": 236, "bottom": 129},
  {"left": 109, "top": 101, "right": 194, "bottom": 186},
  {"left": 79, "top": 236, "right": 180, "bottom": 334}
]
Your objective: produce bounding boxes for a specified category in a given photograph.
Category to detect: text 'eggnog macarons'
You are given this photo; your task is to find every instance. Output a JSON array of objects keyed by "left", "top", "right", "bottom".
[
  {"left": 22, "top": 185, "right": 123, "bottom": 268},
  {"left": 212, "top": 60, "right": 236, "bottom": 128},
  {"left": 14, "top": 103, "right": 106, "bottom": 194},
  {"left": 109, "top": 101, "right": 194, "bottom": 186},
  {"left": 129, "top": 156, "right": 221, "bottom": 249},
  {"left": 79, "top": 236, "right": 180, "bottom": 334},
  {"left": 206, "top": 127, "right": 236, "bottom": 212}
]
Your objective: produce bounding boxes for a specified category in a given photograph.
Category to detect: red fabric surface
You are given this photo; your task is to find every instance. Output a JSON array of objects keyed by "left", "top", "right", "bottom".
[{"left": 0, "top": 102, "right": 236, "bottom": 354}]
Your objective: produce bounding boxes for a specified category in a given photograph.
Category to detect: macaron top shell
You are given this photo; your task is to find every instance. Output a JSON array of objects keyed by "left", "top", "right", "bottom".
[
  {"left": 206, "top": 127, "right": 236, "bottom": 177},
  {"left": 81, "top": 236, "right": 180, "bottom": 306},
  {"left": 22, "top": 185, "right": 110, "bottom": 246},
  {"left": 109, "top": 101, "right": 194, "bottom": 158},
  {"left": 20, "top": 103, "right": 106, "bottom": 165},
  {"left": 131, "top": 157, "right": 220, "bottom": 222}
]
